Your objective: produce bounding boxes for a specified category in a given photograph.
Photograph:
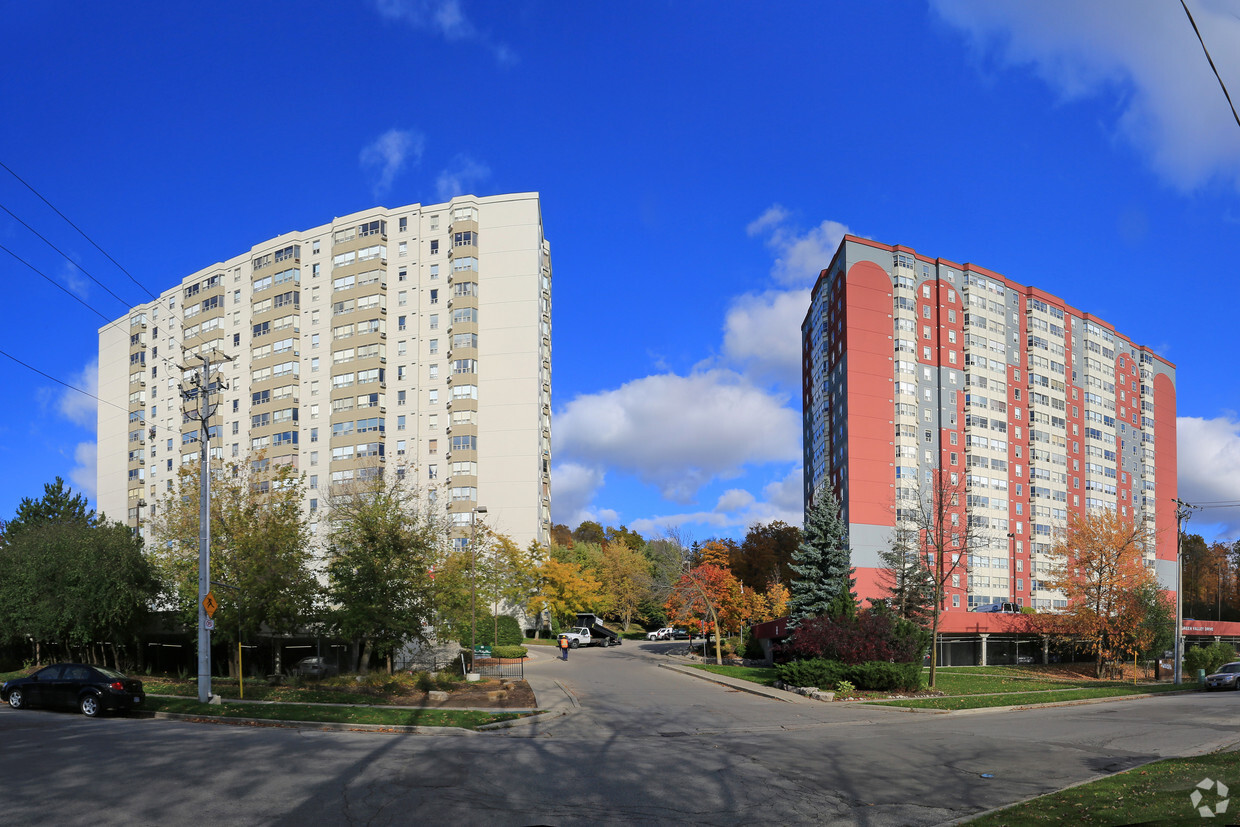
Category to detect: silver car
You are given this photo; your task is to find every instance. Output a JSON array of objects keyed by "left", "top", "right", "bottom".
[{"left": 1204, "top": 662, "right": 1240, "bottom": 690}]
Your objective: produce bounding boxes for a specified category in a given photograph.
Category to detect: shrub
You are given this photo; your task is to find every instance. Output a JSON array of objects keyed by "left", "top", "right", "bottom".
[
  {"left": 461, "top": 615, "right": 525, "bottom": 648},
  {"left": 1185, "top": 642, "right": 1237, "bottom": 676},
  {"left": 414, "top": 671, "right": 435, "bottom": 692},
  {"left": 836, "top": 680, "right": 855, "bottom": 696},
  {"left": 777, "top": 658, "right": 847, "bottom": 689},
  {"left": 779, "top": 605, "right": 930, "bottom": 665},
  {"left": 491, "top": 645, "right": 528, "bottom": 659},
  {"left": 776, "top": 658, "right": 922, "bottom": 692}
]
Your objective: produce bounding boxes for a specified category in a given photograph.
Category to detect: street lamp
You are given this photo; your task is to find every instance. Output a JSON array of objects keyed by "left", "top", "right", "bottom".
[
  {"left": 1007, "top": 532, "right": 1016, "bottom": 607},
  {"left": 469, "top": 505, "right": 488, "bottom": 662}
]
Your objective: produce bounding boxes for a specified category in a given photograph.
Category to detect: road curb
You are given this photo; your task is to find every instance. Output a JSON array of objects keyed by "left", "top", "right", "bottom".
[
  {"left": 142, "top": 710, "right": 483, "bottom": 735},
  {"left": 657, "top": 662, "right": 811, "bottom": 704},
  {"left": 864, "top": 687, "right": 1199, "bottom": 715}
]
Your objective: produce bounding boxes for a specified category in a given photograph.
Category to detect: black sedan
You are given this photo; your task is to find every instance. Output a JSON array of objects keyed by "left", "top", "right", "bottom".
[{"left": 2, "top": 663, "right": 145, "bottom": 717}]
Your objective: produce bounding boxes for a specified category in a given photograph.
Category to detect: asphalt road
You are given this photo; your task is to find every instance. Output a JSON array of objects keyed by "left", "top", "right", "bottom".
[{"left": 2, "top": 642, "right": 1238, "bottom": 826}]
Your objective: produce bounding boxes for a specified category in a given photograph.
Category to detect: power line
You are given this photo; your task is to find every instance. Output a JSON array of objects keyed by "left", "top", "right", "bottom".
[
  {"left": 0, "top": 347, "right": 127, "bottom": 414},
  {"left": 0, "top": 242, "right": 112, "bottom": 322},
  {"left": 1181, "top": 0, "right": 1240, "bottom": 131},
  {"left": 0, "top": 159, "right": 158, "bottom": 301},
  {"left": 0, "top": 200, "right": 138, "bottom": 310}
]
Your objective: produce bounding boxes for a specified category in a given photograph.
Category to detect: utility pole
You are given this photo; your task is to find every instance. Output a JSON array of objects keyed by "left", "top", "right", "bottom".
[
  {"left": 1174, "top": 498, "right": 1199, "bottom": 686},
  {"left": 181, "top": 350, "right": 231, "bottom": 703}
]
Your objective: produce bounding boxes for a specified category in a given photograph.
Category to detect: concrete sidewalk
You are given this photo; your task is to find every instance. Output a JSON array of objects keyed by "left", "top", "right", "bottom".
[{"left": 656, "top": 660, "right": 816, "bottom": 704}]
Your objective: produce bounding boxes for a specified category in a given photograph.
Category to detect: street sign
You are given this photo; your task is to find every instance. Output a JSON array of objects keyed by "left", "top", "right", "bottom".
[
  {"left": 205, "top": 618, "right": 215, "bottom": 630},
  {"left": 203, "top": 591, "right": 219, "bottom": 618}
]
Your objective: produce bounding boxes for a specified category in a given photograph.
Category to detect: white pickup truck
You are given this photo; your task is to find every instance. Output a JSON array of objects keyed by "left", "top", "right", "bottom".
[{"left": 558, "top": 614, "right": 622, "bottom": 648}]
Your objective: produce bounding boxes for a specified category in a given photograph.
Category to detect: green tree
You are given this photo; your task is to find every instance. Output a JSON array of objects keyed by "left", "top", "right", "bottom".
[
  {"left": 572, "top": 520, "right": 606, "bottom": 545},
  {"left": 152, "top": 457, "right": 318, "bottom": 675},
  {"left": 0, "top": 480, "right": 158, "bottom": 667},
  {"left": 3, "top": 476, "right": 94, "bottom": 535},
  {"left": 604, "top": 524, "right": 646, "bottom": 551},
  {"left": 600, "top": 542, "right": 654, "bottom": 631},
  {"left": 789, "top": 485, "right": 852, "bottom": 624},
  {"left": 324, "top": 469, "right": 447, "bottom": 674}
]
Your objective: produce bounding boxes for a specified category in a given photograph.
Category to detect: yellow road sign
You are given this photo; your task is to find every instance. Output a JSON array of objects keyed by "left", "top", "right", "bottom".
[{"left": 203, "top": 591, "right": 219, "bottom": 618}]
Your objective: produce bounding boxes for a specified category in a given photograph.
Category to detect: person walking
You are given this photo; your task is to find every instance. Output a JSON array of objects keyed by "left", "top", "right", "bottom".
[{"left": 559, "top": 635, "right": 569, "bottom": 661}]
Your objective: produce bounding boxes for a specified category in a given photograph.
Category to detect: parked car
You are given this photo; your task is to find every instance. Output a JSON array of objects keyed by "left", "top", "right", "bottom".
[
  {"left": 973, "top": 602, "right": 1020, "bottom": 614},
  {"left": 1204, "top": 662, "right": 1240, "bottom": 691},
  {"left": 645, "top": 628, "right": 692, "bottom": 641},
  {"left": 1, "top": 663, "right": 145, "bottom": 717},
  {"left": 293, "top": 656, "right": 338, "bottom": 678}
]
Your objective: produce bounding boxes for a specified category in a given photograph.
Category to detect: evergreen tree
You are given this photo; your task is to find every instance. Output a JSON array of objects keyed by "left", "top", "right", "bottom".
[
  {"left": 789, "top": 484, "right": 851, "bottom": 624},
  {"left": 878, "top": 529, "right": 935, "bottom": 627}
]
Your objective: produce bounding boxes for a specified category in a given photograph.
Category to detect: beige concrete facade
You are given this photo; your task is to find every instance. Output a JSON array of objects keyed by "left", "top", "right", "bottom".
[{"left": 97, "top": 192, "right": 551, "bottom": 552}]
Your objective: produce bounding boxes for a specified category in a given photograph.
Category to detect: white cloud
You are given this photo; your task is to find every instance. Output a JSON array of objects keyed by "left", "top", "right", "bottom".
[
  {"left": 68, "top": 441, "right": 97, "bottom": 503},
  {"left": 722, "top": 288, "right": 810, "bottom": 388},
  {"left": 1178, "top": 415, "right": 1240, "bottom": 537},
  {"left": 550, "top": 461, "right": 606, "bottom": 527},
  {"left": 61, "top": 260, "right": 88, "bottom": 300},
  {"left": 932, "top": 0, "right": 1240, "bottom": 191},
  {"left": 747, "top": 204, "right": 849, "bottom": 286},
  {"left": 57, "top": 358, "right": 98, "bottom": 430},
  {"left": 359, "top": 128, "right": 425, "bottom": 198},
  {"left": 372, "top": 0, "right": 515, "bottom": 65},
  {"left": 628, "top": 467, "right": 805, "bottom": 539},
  {"left": 435, "top": 155, "right": 490, "bottom": 202},
  {"left": 554, "top": 369, "right": 800, "bottom": 504}
]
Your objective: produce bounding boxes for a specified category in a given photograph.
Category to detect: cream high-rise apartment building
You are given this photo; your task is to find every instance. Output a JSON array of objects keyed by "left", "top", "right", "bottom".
[{"left": 97, "top": 192, "right": 552, "bottom": 552}]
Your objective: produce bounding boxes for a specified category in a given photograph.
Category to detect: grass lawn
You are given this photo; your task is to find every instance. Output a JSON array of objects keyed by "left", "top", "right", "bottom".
[
  {"left": 874, "top": 682, "right": 1188, "bottom": 711},
  {"left": 689, "top": 664, "right": 780, "bottom": 687},
  {"left": 926, "top": 671, "right": 1112, "bottom": 696},
  {"left": 523, "top": 637, "right": 557, "bottom": 646},
  {"left": 965, "top": 749, "right": 1240, "bottom": 825},
  {"left": 144, "top": 696, "right": 526, "bottom": 729}
]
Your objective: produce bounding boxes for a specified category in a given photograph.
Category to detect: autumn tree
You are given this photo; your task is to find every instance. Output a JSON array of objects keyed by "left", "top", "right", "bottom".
[
  {"left": 324, "top": 468, "right": 447, "bottom": 674},
  {"left": 789, "top": 485, "right": 853, "bottom": 624},
  {"left": 528, "top": 557, "right": 603, "bottom": 631},
  {"left": 664, "top": 564, "right": 744, "bottom": 664},
  {"left": 733, "top": 520, "right": 801, "bottom": 592},
  {"left": 1046, "top": 510, "right": 1161, "bottom": 678},
  {"left": 895, "top": 470, "right": 986, "bottom": 689},
  {"left": 152, "top": 457, "right": 318, "bottom": 676}
]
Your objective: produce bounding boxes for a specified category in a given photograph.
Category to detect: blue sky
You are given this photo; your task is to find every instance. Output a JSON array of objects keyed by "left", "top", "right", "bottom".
[{"left": 2, "top": 1, "right": 1240, "bottom": 543}]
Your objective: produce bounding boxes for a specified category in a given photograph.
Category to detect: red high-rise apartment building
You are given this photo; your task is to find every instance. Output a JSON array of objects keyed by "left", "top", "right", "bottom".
[{"left": 802, "top": 236, "right": 1177, "bottom": 613}]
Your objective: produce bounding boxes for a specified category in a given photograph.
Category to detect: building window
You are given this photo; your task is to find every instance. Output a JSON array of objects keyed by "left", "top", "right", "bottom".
[
  {"left": 430, "top": 240, "right": 439, "bottom": 255},
  {"left": 429, "top": 439, "right": 437, "bottom": 454},
  {"left": 398, "top": 241, "right": 408, "bottom": 257},
  {"left": 429, "top": 389, "right": 439, "bottom": 404},
  {"left": 430, "top": 264, "right": 439, "bottom": 279},
  {"left": 430, "top": 289, "right": 438, "bottom": 305},
  {"left": 398, "top": 315, "right": 407, "bottom": 331},
  {"left": 397, "top": 415, "right": 406, "bottom": 430}
]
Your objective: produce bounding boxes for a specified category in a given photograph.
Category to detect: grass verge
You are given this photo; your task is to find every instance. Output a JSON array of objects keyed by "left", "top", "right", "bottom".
[
  {"left": 144, "top": 696, "right": 527, "bottom": 729},
  {"left": 872, "top": 682, "right": 1188, "bottom": 711},
  {"left": 965, "top": 750, "right": 1240, "bottom": 825},
  {"left": 689, "top": 664, "right": 780, "bottom": 687}
]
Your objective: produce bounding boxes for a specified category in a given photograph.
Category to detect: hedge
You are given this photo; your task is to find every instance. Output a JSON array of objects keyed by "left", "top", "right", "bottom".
[
  {"left": 491, "top": 645, "right": 528, "bottom": 659},
  {"left": 776, "top": 658, "right": 922, "bottom": 692}
]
